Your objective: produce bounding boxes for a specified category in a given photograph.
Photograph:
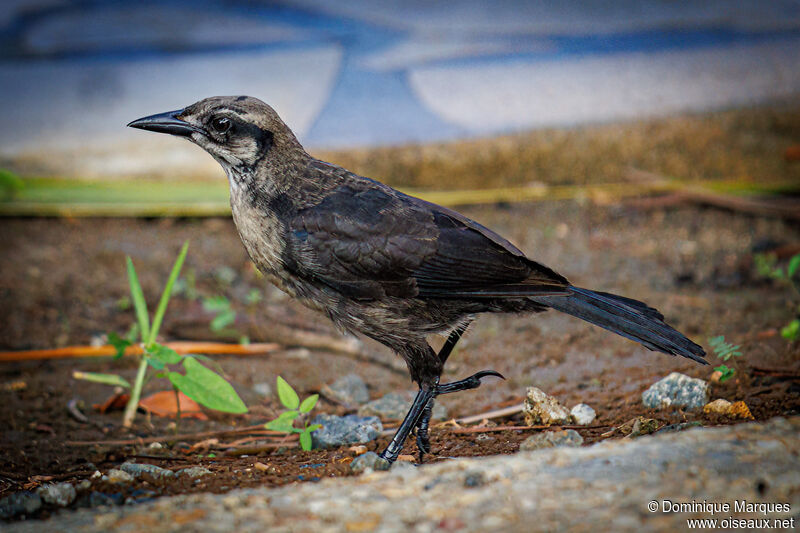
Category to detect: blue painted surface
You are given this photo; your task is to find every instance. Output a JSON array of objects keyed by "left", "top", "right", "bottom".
[{"left": 1, "top": 1, "right": 799, "bottom": 149}]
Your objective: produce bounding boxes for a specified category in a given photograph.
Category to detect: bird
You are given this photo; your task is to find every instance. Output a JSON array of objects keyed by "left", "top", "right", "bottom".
[{"left": 128, "top": 96, "right": 707, "bottom": 467}]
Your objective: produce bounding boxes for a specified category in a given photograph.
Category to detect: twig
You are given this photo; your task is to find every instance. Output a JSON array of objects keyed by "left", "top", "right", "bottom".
[
  {"left": 0, "top": 341, "right": 281, "bottom": 362},
  {"left": 449, "top": 424, "right": 608, "bottom": 434},
  {"left": 65, "top": 424, "right": 284, "bottom": 446},
  {"left": 454, "top": 403, "right": 525, "bottom": 425}
]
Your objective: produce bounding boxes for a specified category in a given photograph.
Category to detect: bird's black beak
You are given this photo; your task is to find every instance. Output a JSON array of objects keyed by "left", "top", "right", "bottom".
[{"left": 127, "top": 109, "right": 204, "bottom": 137}]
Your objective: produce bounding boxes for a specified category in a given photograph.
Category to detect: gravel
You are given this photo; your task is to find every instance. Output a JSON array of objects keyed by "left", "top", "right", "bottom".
[
  {"left": 310, "top": 414, "right": 382, "bottom": 449},
  {"left": 523, "top": 387, "right": 571, "bottom": 425},
  {"left": 519, "top": 429, "right": 584, "bottom": 451},
  {"left": 641, "top": 372, "right": 709, "bottom": 410},
  {"left": 358, "top": 392, "right": 447, "bottom": 420},
  {"left": 37, "top": 482, "right": 76, "bottom": 507},
  {"left": 570, "top": 403, "right": 596, "bottom": 425},
  {"left": 321, "top": 373, "right": 369, "bottom": 406},
  {"left": 0, "top": 491, "right": 42, "bottom": 519}
]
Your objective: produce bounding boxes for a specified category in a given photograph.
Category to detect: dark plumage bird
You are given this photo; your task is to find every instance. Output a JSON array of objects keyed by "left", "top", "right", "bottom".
[{"left": 129, "top": 96, "right": 706, "bottom": 467}]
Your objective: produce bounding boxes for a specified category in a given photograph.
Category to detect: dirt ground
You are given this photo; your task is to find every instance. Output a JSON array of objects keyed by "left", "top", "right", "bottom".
[{"left": 1, "top": 199, "right": 799, "bottom": 519}]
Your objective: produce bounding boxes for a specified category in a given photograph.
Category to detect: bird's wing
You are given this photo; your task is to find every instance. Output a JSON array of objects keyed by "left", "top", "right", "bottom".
[{"left": 287, "top": 183, "right": 569, "bottom": 300}]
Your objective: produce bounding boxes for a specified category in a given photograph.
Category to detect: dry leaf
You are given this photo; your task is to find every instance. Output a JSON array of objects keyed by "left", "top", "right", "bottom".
[{"left": 138, "top": 390, "right": 208, "bottom": 420}]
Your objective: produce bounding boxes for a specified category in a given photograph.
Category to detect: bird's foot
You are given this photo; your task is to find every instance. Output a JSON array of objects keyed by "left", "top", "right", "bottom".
[{"left": 413, "top": 369, "right": 505, "bottom": 463}]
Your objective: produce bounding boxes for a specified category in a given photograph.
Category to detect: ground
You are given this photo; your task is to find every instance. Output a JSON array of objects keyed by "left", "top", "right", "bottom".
[{"left": 1, "top": 195, "right": 798, "bottom": 519}]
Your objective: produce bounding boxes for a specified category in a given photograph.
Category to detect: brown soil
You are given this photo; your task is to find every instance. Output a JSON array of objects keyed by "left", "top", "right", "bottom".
[{"left": 1, "top": 200, "right": 799, "bottom": 520}]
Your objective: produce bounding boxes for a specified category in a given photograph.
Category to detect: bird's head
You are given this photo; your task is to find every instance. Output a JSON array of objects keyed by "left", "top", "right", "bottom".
[{"left": 128, "top": 96, "right": 306, "bottom": 184}]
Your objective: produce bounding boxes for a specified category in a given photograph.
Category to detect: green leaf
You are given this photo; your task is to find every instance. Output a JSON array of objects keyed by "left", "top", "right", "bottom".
[
  {"left": 245, "top": 289, "right": 262, "bottom": 305},
  {"left": 781, "top": 319, "right": 800, "bottom": 341},
  {"left": 126, "top": 257, "right": 150, "bottom": 342},
  {"left": 125, "top": 322, "right": 141, "bottom": 343},
  {"left": 788, "top": 254, "right": 800, "bottom": 278},
  {"left": 145, "top": 355, "right": 165, "bottom": 370},
  {"left": 306, "top": 424, "right": 322, "bottom": 432},
  {"left": 73, "top": 371, "right": 130, "bottom": 388},
  {"left": 276, "top": 376, "right": 299, "bottom": 410},
  {"left": 299, "top": 394, "right": 319, "bottom": 414},
  {"left": 713, "top": 364, "right": 735, "bottom": 383},
  {"left": 265, "top": 420, "right": 294, "bottom": 433},
  {"left": 148, "top": 241, "right": 189, "bottom": 344},
  {"left": 108, "top": 332, "right": 132, "bottom": 359},
  {"left": 148, "top": 343, "right": 182, "bottom": 365},
  {"left": 210, "top": 309, "right": 236, "bottom": 332},
  {"left": 167, "top": 357, "right": 247, "bottom": 413},
  {"left": 202, "top": 295, "right": 231, "bottom": 312},
  {"left": 299, "top": 430, "right": 312, "bottom": 451}
]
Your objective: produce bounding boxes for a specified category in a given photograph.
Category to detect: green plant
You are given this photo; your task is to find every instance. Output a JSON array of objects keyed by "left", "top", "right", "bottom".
[
  {"left": 264, "top": 376, "right": 321, "bottom": 451},
  {"left": 708, "top": 335, "right": 743, "bottom": 383},
  {"left": 74, "top": 242, "right": 247, "bottom": 426},
  {"left": 754, "top": 252, "right": 800, "bottom": 341}
]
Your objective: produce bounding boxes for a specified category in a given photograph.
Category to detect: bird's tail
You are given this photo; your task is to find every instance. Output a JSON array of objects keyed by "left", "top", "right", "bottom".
[{"left": 532, "top": 286, "right": 707, "bottom": 364}]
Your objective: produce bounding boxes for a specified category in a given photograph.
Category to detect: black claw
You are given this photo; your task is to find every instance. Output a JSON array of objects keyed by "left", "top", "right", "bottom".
[
  {"left": 473, "top": 369, "right": 505, "bottom": 381},
  {"left": 436, "top": 369, "right": 505, "bottom": 395}
]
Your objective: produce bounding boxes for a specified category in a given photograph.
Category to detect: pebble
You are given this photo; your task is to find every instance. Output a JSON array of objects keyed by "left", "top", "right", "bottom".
[
  {"left": 178, "top": 466, "right": 212, "bottom": 478},
  {"left": 106, "top": 469, "right": 133, "bottom": 484},
  {"left": 475, "top": 433, "right": 495, "bottom": 442},
  {"left": 321, "top": 373, "right": 369, "bottom": 406},
  {"left": 641, "top": 372, "right": 708, "bottom": 410},
  {"left": 252, "top": 382, "right": 272, "bottom": 398},
  {"left": 37, "top": 482, "right": 76, "bottom": 507},
  {"left": 570, "top": 403, "right": 596, "bottom": 425},
  {"left": 523, "top": 387, "right": 571, "bottom": 426},
  {"left": 348, "top": 445, "right": 368, "bottom": 456},
  {"left": 358, "top": 392, "right": 448, "bottom": 420},
  {"left": 519, "top": 429, "right": 583, "bottom": 451},
  {"left": 628, "top": 417, "right": 659, "bottom": 437},
  {"left": 703, "top": 398, "right": 754, "bottom": 419},
  {"left": 310, "top": 414, "right": 382, "bottom": 449},
  {"left": 119, "top": 462, "right": 175, "bottom": 481},
  {"left": 0, "top": 491, "right": 42, "bottom": 519},
  {"left": 350, "top": 451, "right": 391, "bottom": 473}
]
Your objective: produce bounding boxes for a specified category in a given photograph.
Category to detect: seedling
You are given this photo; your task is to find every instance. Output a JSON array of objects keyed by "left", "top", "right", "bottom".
[
  {"left": 708, "top": 335, "right": 743, "bottom": 383},
  {"left": 264, "top": 376, "right": 321, "bottom": 451},
  {"left": 754, "top": 252, "right": 800, "bottom": 341},
  {"left": 74, "top": 242, "right": 247, "bottom": 426}
]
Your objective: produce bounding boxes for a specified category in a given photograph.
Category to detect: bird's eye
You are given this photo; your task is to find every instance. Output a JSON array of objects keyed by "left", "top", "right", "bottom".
[{"left": 210, "top": 117, "right": 232, "bottom": 134}]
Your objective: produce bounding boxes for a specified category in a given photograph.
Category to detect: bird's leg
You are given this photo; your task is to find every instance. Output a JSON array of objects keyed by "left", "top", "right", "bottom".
[
  {"left": 414, "top": 322, "right": 471, "bottom": 459},
  {"left": 379, "top": 385, "right": 437, "bottom": 465}
]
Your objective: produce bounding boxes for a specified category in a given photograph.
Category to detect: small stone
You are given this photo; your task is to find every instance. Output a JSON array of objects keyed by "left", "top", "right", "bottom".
[
  {"left": 709, "top": 370, "right": 723, "bottom": 383},
  {"left": 76, "top": 480, "right": 92, "bottom": 491},
  {"left": 396, "top": 454, "right": 415, "bottom": 462},
  {"left": 253, "top": 461, "right": 270, "bottom": 472},
  {"left": 629, "top": 417, "right": 659, "bottom": 437},
  {"left": 119, "top": 462, "right": 174, "bottom": 481},
  {"left": 523, "top": 387, "right": 571, "bottom": 426},
  {"left": 730, "top": 401, "right": 754, "bottom": 420},
  {"left": 348, "top": 445, "right": 368, "bottom": 456},
  {"left": 642, "top": 372, "right": 709, "bottom": 410},
  {"left": 146, "top": 442, "right": 163, "bottom": 450},
  {"left": 321, "top": 373, "right": 369, "bottom": 406},
  {"left": 358, "top": 392, "right": 447, "bottom": 420},
  {"left": 0, "top": 491, "right": 42, "bottom": 519},
  {"left": 704, "top": 398, "right": 732, "bottom": 415},
  {"left": 37, "top": 482, "right": 76, "bottom": 507},
  {"left": 570, "top": 403, "right": 596, "bottom": 425},
  {"left": 252, "top": 382, "right": 272, "bottom": 398},
  {"left": 106, "top": 469, "right": 133, "bottom": 484},
  {"left": 178, "top": 466, "right": 212, "bottom": 478},
  {"left": 91, "top": 470, "right": 102, "bottom": 479},
  {"left": 475, "top": 433, "right": 495, "bottom": 442},
  {"left": 350, "top": 451, "right": 390, "bottom": 473},
  {"left": 520, "top": 429, "right": 583, "bottom": 451},
  {"left": 310, "top": 414, "right": 382, "bottom": 449}
]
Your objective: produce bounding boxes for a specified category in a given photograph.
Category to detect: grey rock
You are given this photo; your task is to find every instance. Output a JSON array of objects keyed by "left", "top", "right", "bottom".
[
  {"left": 311, "top": 414, "right": 382, "bottom": 449},
  {"left": 105, "top": 469, "right": 133, "bottom": 484},
  {"left": 0, "top": 491, "right": 41, "bottom": 519},
  {"left": 642, "top": 372, "right": 709, "bottom": 410},
  {"left": 350, "top": 451, "right": 391, "bottom": 473},
  {"left": 358, "top": 392, "right": 447, "bottom": 420},
  {"left": 119, "top": 462, "right": 174, "bottom": 481},
  {"left": 6, "top": 419, "right": 799, "bottom": 533},
  {"left": 519, "top": 429, "right": 584, "bottom": 451},
  {"left": 178, "top": 466, "right": 212, "bottom": 478},
  {"left": 321, "top": 373, "right": 369, "bottom": 405},
  {"left": 252, "top": 382, "right": 272, "bottom": 398},
  {"left": 570, "top": 403, "right": 596, "bottom": 425},
  {"left": 523, "top": 387, "right": 571, "bottom": 426},
  {"left": 37, "top": 482, "right": 76, "bottom": 507}
]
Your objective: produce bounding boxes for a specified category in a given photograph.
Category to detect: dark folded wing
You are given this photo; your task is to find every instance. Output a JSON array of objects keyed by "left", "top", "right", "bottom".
[{"left": 288, "top": 184, "right": 569, "bottom": 300}]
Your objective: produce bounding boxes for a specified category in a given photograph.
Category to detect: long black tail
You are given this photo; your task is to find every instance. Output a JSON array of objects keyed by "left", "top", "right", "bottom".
[{"left": 533, "top": 286, "right": 707, "bottom": 364}]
